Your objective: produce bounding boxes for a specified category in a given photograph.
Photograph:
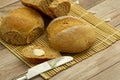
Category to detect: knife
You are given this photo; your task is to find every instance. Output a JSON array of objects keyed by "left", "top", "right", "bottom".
[{"left": 16, "top": 56, "right": 73, "bottom": 80}]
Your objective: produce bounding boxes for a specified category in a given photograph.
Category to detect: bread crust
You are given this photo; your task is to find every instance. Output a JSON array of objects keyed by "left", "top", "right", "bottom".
[
  {"left": 47, "top": 16, "right": 96, "bottom": 53},
  {"left": 49, "top": 0, "right": 71, "bottom": 17},
  {"left": 22, "top": 45, "right": 61, "bottom": 64},
  {"left": 21, "top": 0, "right": 71, "bottom": 18},
  {"left": 0, "top": 7, "right": 44, "bottom": 45}
]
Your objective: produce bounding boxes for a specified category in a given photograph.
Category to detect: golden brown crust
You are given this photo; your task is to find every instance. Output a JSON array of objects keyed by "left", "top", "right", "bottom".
[
  {"left": 49, "top": 0, "right": 71, "bottom": 17},
  {"left": 22, "top": 45, "right": 61, "bottom": 64},
  {"left": 47, "top": 16, "right": 96, "bottom": 53},
  {"left": 0, "top": 7, "right": 44, "bottom": 45},
  {"left": 26, "top": 57, "right": 51, "bottom": 64},
  {"left": 21, "top": 0, "right": 71, "bottom": 18},
  {"left": 21, "top": 0, "right": 56, "bottom": 18}
]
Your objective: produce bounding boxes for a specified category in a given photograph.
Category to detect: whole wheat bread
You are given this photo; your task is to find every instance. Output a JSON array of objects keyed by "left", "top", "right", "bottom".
[
  {"left": 0, "top": 7, "right": 44, "bottom": 45},
  {"left": 22, "top": 45, "right": 62, "bottom": 63},
  {"left": 21, "top": 0, "right": 71, "bottom": 18}
]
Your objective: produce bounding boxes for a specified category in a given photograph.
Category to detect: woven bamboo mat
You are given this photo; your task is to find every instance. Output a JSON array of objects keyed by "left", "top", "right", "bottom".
[{"left": 1, "top": 2, "right": 120, "bottom": 80}]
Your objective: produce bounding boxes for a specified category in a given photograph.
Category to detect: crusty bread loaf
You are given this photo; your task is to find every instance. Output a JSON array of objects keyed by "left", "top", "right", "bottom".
[
  {"left": 47, "top": 16, "right": 96, "bottom": 53},
  {"left": 22, "top": 45, "right": 62, "bottom": 63},
  {"left": 0, "top": 7, "right": 44, "bottom": 45},
  {"left": 21, "top": 0, "right": 71, "bottom": 18}
]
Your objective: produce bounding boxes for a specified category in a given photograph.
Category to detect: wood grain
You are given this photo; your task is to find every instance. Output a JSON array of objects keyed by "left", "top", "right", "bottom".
[
  {"left": 0, "top": 0, "right": 120, "bottom": 80},
  {"left": 90, "top": 62, "right": 120, "bottom": 80},
  {"left": 0, "top": 48, "right": 28, "bottom": 80},
  {"left": 0, "top": 0, "right": 19, "bottom": 8},
  {"left": 50, "top": 0, "right": 120, "bottom": 80},
  {"left": 77, "top": 0, "right": 105, "bottom": 9},
  {"left": 50, "top": 40, "right": 120, "bottom": 80}
]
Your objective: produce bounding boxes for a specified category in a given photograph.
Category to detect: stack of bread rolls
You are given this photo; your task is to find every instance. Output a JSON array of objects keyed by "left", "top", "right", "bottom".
[{"left": 0, "top": 0, "right": 96, "bottom": 63}]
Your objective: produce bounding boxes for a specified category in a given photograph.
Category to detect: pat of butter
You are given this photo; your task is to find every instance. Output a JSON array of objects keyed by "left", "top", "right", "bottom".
[{"left": 33, "top": 49, "right": 45, "bottom": 56}]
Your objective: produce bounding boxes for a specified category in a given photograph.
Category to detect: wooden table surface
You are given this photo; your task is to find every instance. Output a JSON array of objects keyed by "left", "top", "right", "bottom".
[{"left": 0, "top": 0, "right": 120, "bottom": 80}]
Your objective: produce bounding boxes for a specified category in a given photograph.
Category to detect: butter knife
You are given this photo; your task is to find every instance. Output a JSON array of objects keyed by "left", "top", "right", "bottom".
[{"left": 16, "top": 56, "right": 73, "bottom": 80}]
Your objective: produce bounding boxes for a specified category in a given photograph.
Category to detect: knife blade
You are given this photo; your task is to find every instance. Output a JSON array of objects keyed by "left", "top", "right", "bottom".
[{"left": 16, "top": 56, "right": 73, "bottom": 80}]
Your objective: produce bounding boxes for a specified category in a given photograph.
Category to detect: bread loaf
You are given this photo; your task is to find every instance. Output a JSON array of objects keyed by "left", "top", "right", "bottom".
[
  {"left": 21, "top": 0, "right": 71, "bottom": 18},
  {"left": 0, "top": 7, "right": 44, "bottom": 45},
  {"left": 22, "top": 45, "right": 61, "bottom": 63},
  {"left": 47, "top": 16, "right": 96, "bottom": 53}
]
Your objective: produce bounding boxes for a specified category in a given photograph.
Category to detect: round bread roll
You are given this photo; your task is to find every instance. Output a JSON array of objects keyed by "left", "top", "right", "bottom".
[
  {"left": 47, "top": 16, "right": 96, "bottom": 53},
  {"left": 0, "top": 7, "right": 44, "bottom": 45}
]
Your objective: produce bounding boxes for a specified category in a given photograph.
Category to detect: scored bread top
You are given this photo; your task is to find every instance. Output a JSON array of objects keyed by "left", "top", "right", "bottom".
[{"left": 47, "top": 16, "right": 89, "bottom": 37}]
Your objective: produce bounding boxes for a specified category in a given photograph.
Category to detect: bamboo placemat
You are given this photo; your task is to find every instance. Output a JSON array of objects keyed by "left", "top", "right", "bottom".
[{"left": 1, "top": 2, "right": 120, "bottom": 80}]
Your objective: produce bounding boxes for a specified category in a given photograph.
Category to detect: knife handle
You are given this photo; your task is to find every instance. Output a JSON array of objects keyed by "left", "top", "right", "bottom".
[{"left": 16, "top": 76, "right": 27, "bottom": 80}]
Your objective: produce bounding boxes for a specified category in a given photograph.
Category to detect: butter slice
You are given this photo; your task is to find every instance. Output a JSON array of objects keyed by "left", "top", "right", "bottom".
[{"left": 33, "top": 48, "right": 45, "bottom": 56}]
